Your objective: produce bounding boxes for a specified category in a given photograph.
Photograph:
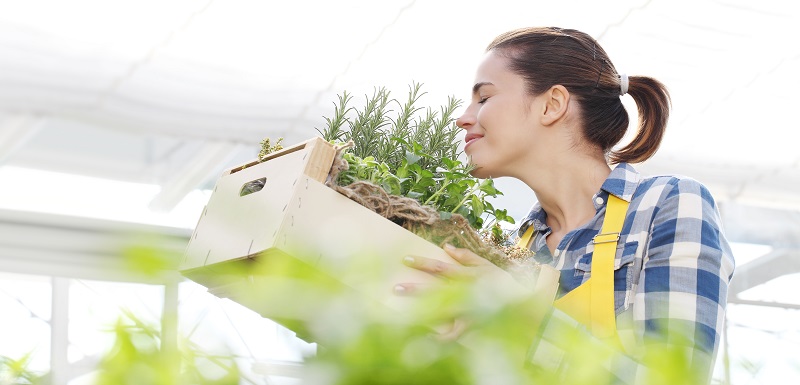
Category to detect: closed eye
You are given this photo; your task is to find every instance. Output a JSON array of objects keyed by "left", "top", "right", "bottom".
[{"left": 472, "top": 82, "right": 494, "bottom": 104}]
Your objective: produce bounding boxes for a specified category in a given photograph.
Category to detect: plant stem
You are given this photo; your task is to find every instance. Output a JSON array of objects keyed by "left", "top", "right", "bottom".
[
  {"left": 424, "top": 178, "right": 450, "bottom": 205},
  {"left": 450, "top": 184, "right": 481, "bottom": 214}
]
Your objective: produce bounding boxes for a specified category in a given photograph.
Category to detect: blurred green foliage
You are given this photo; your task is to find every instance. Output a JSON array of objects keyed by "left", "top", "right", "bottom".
[
  {"left": 93, "top": 313, "right": 239, "bottom": 385},
  {"left": 1, "top": 353, "right": 39, "bottom": 385},
  {"left": 212, "top": 248, "right": 706, "bottom": 385}
]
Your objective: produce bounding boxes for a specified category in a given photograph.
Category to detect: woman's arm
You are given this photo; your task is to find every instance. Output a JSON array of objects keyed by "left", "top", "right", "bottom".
[{"left": 634, "top": 177, "right": 735, "bottom": 381}]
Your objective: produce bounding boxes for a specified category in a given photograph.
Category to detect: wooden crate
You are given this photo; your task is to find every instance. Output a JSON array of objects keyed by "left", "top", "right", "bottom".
[{"left": 181, "top": 137, "right": 558, "bottom": 339}]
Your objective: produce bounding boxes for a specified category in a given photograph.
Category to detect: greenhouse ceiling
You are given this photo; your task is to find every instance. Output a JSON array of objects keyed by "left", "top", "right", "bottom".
[{"left": 0, "top": 0, "right": 799, "bottom": 296}]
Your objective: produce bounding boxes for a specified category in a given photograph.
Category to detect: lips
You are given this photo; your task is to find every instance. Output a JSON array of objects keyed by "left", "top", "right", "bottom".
[{"left": 464, "top": 133, "right": 483, "bottom": 149}]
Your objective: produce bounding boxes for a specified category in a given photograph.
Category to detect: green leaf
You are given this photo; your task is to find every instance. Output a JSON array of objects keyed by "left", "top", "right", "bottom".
[
  {"left": 443, "top": 194, "right": 462, "bottom": 210},
  {"left": 413, "top": 177, "right": 436, "bottom": 190},
  {"left": 396, "top": 163, "right": 409, "bottom": 179},
  {"left": 419, "top": 169, "right": 434, "bottom": 179},
  {"left": 392, "top": 136, "right": 411, "bottom": 148},
  {"left": 405, "top": 151, "right": 422, "bottom": 165},
  {"left": 407, "top": 191, "right": 424, "bottom": 200},
  {"left": 441, "top": 157, "right": 460, "bottom": 170},
  {"left": 479, "top": 178, "right": 501, "bottom": 196},
  {"left": 382, "top": 181, "right": 400, "bottom": 195},
  {"left": 470, "top": 195, "right": 485, "bottom": 216},
  {"left": 491, "top": 223, "right": 504, "bottom": 239}
]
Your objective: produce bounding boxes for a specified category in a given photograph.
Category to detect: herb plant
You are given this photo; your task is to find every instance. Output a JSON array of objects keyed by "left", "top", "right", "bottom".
[
  {"left": 257, "top": 137, "right": 283, "bottom": 161},
  {"left": 316, "top": 83, "right": 514, "bottom": 231}
]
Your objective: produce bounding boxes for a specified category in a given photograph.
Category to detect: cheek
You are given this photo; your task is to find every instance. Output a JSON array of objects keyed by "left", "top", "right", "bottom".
[
  {"left": 478, "top": 99, "right": 522, "bottom": 125},
  {"left": 475, "top": 100, "right": 497, "bottom": 119}
]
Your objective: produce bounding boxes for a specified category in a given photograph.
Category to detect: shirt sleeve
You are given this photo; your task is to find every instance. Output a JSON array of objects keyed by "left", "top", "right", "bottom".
[{"left": 527, "top": 177, "right": 736, "bottom": 384}]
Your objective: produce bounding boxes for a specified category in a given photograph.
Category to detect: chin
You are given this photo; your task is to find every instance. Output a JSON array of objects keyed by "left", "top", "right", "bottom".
[
  {"left": 466, "top": 155, "right": 493, "bottom": 179},
  {"left": 469, "top": 166, "right": 493, "bottom": 179}
]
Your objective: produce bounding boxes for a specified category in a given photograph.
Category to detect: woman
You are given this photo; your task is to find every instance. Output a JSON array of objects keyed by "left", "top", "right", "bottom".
[{"left": 396, "top": 27, "right": 735, "bottom": 384}]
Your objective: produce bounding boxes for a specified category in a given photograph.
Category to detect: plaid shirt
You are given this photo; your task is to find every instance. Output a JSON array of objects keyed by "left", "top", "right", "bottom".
[{"left": 518, "top": 162, "right": 735, "bottom": 384}]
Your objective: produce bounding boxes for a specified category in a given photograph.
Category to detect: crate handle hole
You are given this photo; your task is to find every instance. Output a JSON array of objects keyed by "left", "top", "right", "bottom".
[{"left": 240, "top": 177, "right": 266, "bottom": 196}]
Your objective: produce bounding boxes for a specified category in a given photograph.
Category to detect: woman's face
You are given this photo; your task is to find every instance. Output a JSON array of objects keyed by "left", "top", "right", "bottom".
[{"left": 456, "top": 50, "right": 542, "bottom": 179}]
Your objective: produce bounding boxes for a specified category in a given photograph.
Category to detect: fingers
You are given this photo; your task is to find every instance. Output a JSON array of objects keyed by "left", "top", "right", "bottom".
[
  {"left": 400, "top": 245, "right": 489, "bottom": 280},
  {"left": 442, "top": 243, "right": 490, "bottom": 267},
  {"left": 402, "top": 255, "right": 472, "bottom": 280},
  {"left": 393, "top": 282, "right": 429, "bottom": 296}
]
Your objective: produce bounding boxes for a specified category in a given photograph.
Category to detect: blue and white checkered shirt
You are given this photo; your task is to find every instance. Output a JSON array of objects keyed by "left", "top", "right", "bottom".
[{"left": 518, "top": 162, "right": 735, "bottom": 384}]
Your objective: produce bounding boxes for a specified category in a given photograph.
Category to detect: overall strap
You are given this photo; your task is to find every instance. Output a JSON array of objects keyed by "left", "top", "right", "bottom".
[
  {"left": 516, "top": 225, "right": 535, "bottom": 250},
  {"left": 515, "top": 195, "right": 630, "bottom": 340},
  {"left": 590, "top": 194, "right": 628, "bottom": 338}
]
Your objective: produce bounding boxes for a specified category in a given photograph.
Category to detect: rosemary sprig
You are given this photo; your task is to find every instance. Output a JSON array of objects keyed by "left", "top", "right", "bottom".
[{"left": 316, "top": 91, "right": 354, "bottom": 143}]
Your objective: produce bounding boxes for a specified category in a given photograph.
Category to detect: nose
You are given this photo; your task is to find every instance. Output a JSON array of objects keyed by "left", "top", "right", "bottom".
[{"left": 456, "top": 108, "right": 475, "bottom": 129}]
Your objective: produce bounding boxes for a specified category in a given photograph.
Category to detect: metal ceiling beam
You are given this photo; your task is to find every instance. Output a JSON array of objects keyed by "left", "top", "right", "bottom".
[
  {"left": 728, "top": 298, "right": 800, "bottom": 311},
  {"left": 148, "top": 141, "right": 242, "bottom": 213},
  {"left": 729, "top": 248, "right": 800, "bottom": 297},
  {"left": 0, "top": 208, "right": 188, "bottom": 282},
  {"left": 719, "top": 202, "right": 800, "bottom": 247},
  {"left": 0, "top": 113, "right": 45, "bottom": 163}
]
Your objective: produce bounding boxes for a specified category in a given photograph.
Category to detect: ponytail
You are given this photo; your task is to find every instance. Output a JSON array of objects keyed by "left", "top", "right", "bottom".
[{"left": 608, "top": 76, "right": 671, "bottom": 164}]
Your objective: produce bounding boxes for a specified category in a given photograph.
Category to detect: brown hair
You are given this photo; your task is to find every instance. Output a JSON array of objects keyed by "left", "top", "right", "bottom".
[{"left": 487, "top": 27, "right": 671, "bottom": 164}]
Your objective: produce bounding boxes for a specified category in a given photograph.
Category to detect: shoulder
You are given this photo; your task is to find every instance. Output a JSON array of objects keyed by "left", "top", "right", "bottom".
[
  {"left": 634, "top": 173, "right": 717, "bottom": 208},
  {"left": 631, "top": 173, "right": 722, "bottom": 229}
]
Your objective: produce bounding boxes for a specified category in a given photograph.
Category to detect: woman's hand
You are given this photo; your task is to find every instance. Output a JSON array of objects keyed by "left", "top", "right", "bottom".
[
  {"left": 395, "top": 243, "right": 529, "bottom": 297},
  {"left": 393, "top": 244, "right": 533, "bottom": 341}
]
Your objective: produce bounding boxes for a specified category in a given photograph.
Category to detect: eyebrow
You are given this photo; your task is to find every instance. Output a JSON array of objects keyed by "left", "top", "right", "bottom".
[{"left": 472, "top": 82, "right": 493, "bottom": 95}]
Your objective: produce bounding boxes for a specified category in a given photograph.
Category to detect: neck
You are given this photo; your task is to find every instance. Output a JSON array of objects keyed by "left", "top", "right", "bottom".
[{"left": 521, "top": 154, "right": 611, "bottom": 234}]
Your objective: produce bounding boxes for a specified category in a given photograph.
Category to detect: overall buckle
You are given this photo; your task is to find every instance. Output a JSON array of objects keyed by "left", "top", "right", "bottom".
[{"left": 592, "top": 232, "right": 620, "bottom": 244}]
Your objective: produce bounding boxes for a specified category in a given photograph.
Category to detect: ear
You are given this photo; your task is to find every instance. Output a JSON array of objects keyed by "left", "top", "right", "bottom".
[{"left": 539, "top": 85, "right": 570, "bottom": 126}]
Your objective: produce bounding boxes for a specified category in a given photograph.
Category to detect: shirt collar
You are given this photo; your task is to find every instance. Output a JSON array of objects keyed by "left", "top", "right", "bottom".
[
  {"left": 519, "top": 202, "right": 548, "bottom": 236},
  {"left": 517, "top": 162, "right": 642, "bottom": 236},
  {"left": 600, "top": 162, "right": 641, "bottom": 203}
]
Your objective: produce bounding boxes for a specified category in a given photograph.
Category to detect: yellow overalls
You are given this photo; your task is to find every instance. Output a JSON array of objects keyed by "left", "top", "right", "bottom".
[{"left": 517, "top": 194, "right": 629, "bottom": 345}]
